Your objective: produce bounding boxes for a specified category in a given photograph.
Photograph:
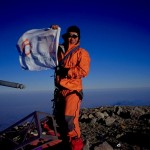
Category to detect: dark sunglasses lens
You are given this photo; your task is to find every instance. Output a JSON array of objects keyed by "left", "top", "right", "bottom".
[
  {"left": 68, "top": 34, "right": 78, "bottom": 38},
  {"left": 72, "top": 35, "right": 78, "bottom": 38}
]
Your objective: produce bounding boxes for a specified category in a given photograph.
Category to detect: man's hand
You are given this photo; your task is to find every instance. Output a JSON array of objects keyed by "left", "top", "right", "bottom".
[{"left": 51, "top": 25, "right": 59, "bottom": 30}]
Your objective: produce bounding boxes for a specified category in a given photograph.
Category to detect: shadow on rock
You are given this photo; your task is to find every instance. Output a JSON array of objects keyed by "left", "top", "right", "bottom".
[{"left": 118, "top": 132, "right": 150, "bottom": 149}]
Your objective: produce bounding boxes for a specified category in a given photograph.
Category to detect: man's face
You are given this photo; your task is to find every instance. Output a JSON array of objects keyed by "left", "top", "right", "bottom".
[{"left": 68, "top": 32, "right": 79, "bottom": 45}]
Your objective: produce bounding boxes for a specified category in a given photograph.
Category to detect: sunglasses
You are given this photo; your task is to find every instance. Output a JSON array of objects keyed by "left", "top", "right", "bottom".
[{"left": 68, "top": 34, "right": 78, "bottom": 38}]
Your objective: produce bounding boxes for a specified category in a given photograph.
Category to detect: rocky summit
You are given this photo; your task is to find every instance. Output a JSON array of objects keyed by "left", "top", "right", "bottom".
[
  {"left": 79, "top": 106, "right": 150, "bottom": 150},
  {"left": 0, "top": 106, "right": 150, "bottom": 150}
]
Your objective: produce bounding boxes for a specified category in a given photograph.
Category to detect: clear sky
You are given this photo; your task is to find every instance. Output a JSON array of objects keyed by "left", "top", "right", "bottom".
[{"left": 0, "top": 0, "right": 150, "bottom": 92}]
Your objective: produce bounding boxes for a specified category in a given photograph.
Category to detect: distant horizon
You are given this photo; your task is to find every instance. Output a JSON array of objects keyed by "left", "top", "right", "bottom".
[
  {"left": 1, "top": 85, "right": 150, "bottom": 92},
  {"left": 1, "top": 87, "right": 150, "bottom": 107},
  {"left": 0, "top": 87, "right": 150, "bottom": 131}
]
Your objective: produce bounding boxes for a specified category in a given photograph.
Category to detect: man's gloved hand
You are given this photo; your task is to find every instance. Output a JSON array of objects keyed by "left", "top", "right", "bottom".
[
  {"left": 51, "top": 25, "right": 59, "bottom": 30},
  {"left": 55, "top": 66, "right": 69, "bottom": 78}
]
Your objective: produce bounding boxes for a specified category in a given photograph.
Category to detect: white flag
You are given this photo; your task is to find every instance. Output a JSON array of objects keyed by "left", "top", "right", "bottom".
[{"left": 16, "top": 27, "right": 61, "bottom": 71}]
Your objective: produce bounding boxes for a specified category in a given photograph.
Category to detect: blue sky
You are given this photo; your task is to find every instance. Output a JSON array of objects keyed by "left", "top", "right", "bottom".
[{"left": 0, "top": 0, "right": 150, "bottom": 92}]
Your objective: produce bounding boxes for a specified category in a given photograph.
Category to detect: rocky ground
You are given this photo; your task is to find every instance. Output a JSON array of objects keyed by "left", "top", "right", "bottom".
[
  {"left": 79, "top": 106, "right": 150, "bottom": 150},
  {"left": 0, "top": 106, "right": 150, "bottom": 150}
]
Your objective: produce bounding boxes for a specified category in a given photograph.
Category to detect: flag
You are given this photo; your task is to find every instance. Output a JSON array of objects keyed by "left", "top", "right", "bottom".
[{"left": 16, "top": 27, "right": 61, "bottom": 71}]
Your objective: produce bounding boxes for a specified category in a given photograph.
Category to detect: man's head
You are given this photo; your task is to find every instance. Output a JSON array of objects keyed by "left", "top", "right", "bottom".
[
  {"left": 66, "top": 25, "right": 80, "bottom": 39},
  {"left": 63, "top": 25, "right": 80, "bottom": 45}
]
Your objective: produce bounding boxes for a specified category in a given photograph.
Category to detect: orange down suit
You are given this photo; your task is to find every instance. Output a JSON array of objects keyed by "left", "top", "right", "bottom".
[{"left": 55, "top": 43, "right": 90, "bottom": 139}]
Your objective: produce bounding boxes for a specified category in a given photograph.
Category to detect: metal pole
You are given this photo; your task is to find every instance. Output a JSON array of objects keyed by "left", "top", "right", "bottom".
[{"left": 0, "top": 80, "right": 25, "bottom": 89}]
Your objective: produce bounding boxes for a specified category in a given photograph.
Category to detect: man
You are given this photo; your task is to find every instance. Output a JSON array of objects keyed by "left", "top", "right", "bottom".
[{"left": 51, "top": 25, "right": 90, "bottom": 150}]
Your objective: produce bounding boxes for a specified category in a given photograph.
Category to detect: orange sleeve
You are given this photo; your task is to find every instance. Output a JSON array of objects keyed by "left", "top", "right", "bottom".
[{"left": 68, "top": 49, "right": 90, "bottom": 79}]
